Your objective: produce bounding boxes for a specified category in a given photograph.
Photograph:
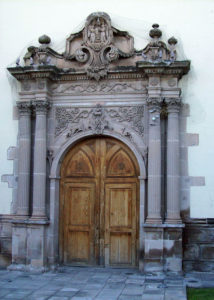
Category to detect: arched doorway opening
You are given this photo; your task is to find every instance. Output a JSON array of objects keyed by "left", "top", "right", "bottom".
[{"left": 59, "top": 136, "right": 140, "bottom": 267}]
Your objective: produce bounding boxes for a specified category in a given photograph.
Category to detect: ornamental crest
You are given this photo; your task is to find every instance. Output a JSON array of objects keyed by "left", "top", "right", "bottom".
[
  {"left": 64, "top": 12, "right": 134, "bottom": 80},
  {"left": 83, "top": 12, "right": 113, "bottom": 51}
]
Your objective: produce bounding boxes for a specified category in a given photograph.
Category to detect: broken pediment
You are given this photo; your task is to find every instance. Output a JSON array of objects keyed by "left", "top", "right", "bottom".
[
  {"left": 63, "top": 12, "right": 135, "bottom": 80},
  {"left": 11, "top": 12, "right": 190, "bottom": 81}
]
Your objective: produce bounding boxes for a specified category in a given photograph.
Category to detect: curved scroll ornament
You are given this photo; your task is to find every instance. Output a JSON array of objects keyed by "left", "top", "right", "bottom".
[
  {"left": 65, "top": 12, "right": 134, "bottom": 80},
  {"left": 75, "top": 48, "right": 90, "bottom": 63}
]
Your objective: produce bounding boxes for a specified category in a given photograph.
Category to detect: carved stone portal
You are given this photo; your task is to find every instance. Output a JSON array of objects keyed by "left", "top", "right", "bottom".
[{"left": 3, "top": 12, "right": 192, "bottom": 274}]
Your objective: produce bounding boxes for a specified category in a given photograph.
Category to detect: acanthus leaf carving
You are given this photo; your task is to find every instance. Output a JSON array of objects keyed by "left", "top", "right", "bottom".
[
  {"left": 107, "top": 106, "right": 144, "bottom": 136},
  {"left": 55, "top": 104, "right": 144, "bottom": 138},
  {"left": 165, "top": 97, "right": 181, "bottom": 113},
  {"left": 17, "top": 101, "right": 31, "bottom": 115},
  {"left": 55, "top": 107, "right": 90, "bottom": 136}
]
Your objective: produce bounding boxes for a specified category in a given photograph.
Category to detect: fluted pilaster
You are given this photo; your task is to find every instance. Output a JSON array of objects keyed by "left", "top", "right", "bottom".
[
  {"left": 32, "top": 100, "right": 49, "bottom": 218},
  {"left": 146, "top": 97, "right": 163, "bottom": 224},
  {"left": 165, "top": 98, "right": 182, "bottom": 223},
  {"left": 17, "top": 102, "right": 31, "bottom": 216}
]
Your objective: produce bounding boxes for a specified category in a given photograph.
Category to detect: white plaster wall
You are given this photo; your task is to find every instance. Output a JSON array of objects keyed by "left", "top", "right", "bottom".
[{"left": 0, "top": 0, "right": 213, "bottom": 217}]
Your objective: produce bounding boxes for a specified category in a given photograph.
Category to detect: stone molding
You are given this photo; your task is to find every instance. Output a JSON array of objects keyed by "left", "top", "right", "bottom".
[
  {"left": 8, "top": 61, "right": 190, "bottom": 82},
  {"left": 51, "top": 80, "right": 146, "bottom": 95}
]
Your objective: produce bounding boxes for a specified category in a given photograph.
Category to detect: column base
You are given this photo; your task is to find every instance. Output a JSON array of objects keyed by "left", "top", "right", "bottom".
[
  {"left": 30, "top": 215, "right": 49, "bottom": 222},
  {"left": 11, "top": 218, "right": 49, "bottom": 269},
  {"left": 165, "top": 217, "right": 182, "bottom": 224},
  {"left": 142, "top": 223, "right": 185, "bottom": 273},
  {"left": 146, "top": 217, "right": 162, "bottom": 224}
]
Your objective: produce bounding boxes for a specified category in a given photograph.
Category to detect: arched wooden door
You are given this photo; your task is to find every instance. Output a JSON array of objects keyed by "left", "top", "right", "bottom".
[{"left": 60, "top": 137, "right": 139, "bottom": 267}]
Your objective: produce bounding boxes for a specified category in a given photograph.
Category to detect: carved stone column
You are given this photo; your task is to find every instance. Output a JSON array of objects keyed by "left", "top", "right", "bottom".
[
  {"left": 146, "top": 97, "right": 162, "bottom": 224},
  {"left": 17, "top": 102, "right": 31, "bottom": 216},
  {"left": 165, "top": 98, "right": 182, "bottom": 223},
  {"left": 32, "top": 101, "right": 49, "bottom": 218}
]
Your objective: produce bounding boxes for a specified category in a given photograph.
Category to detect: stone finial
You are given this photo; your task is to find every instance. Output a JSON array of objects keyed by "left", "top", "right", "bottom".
[
  {"left": 38, "top": 34, "right": 51, "bottom": 45},
  {"left": 149, "top": 24, "right": 162, "bottom": 39},
  {"left": 168, "top": 36, "right": 178, "bottom": 46},
  {"left": 168, "top": 37, "right": 178, "bottom": 62}
]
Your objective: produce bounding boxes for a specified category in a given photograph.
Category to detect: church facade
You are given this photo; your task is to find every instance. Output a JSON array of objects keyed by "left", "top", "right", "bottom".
[{"left": 0, "top": 10, "right": 213, "bottom": 273}]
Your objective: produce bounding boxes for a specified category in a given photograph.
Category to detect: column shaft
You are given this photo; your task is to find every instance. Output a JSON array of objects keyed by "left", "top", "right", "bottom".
[
  {"left": 146, "top": 98, "right": 162, "bottom": 224},
  {"left": 166, "top": 99, "right": 181, "bottom": 223},
  {"left": 32, "top": 101, "right": 49, "bottom": 218},
  {"left": 17, "top": 102, "right": 31, "bottom": 216}
]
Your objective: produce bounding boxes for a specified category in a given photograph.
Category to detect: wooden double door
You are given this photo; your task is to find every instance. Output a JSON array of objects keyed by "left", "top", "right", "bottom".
[{"left": 60, "top": 137, "right": 139, "bottom": 267}]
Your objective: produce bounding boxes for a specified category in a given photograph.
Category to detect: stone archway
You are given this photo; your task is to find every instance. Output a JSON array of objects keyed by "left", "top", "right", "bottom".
[
  {"left": 59, "top": 136, "right": 140, "bottom": 267},
  {"left": 48, "top": 132, "right": 146, "bottom": 268}
]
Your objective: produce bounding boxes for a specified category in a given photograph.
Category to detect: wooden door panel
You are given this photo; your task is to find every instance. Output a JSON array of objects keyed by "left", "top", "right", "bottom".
[
  {"left": 60, "top": 137, "right": 139, "bottom": 267},
  {"left": 105, "top": 183, "right": 137, "bottom": 266},
  {"left": 68, "top": 231, "right": 89, "bottom": 262},
  {"left": 110, "top": 233, "right": 132, "bottom": 264},
  {"left": 109, "top": 188, "right": 132, "bottom": 227},
  {"left": 65, "top": 150, "right": 94, "bottom": 177},
  {"left": 107, "top": 150, "right": 136, "bottom": 177},
  {"left": 64, "top": 182, "right": 95, "bottom": 264},
  {"left": 69, "top": 187, "right": 91, "bottom": 226}
]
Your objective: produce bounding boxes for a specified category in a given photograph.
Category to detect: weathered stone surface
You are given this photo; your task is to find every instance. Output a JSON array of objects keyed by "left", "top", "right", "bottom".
[
  {"left": 201, "top": 245, "right": 214, "bottom": 259},
  {"left": 183, "top": 244, "right": 200, "bottom": 260}
]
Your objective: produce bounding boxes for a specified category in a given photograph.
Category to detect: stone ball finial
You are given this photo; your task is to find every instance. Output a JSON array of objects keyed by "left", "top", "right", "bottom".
[
  {"left": 38, "top": 34, "right": 51, "bottom": 45},
  {"left": 149, "top": 24, "right": 162, "bottom": 39},
  {"left": 168, "top": 36, "right": 178, "bottom": 45}
]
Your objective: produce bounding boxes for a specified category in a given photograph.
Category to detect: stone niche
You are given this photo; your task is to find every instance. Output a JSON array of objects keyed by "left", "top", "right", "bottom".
[{"left": 3, "top": 12, "right": 191, "bottom": 272}]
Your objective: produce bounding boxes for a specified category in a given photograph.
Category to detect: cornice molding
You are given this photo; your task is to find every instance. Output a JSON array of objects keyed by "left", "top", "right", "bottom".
[{"left": 8, "top": 61, "right": 190, "bottom": 83}]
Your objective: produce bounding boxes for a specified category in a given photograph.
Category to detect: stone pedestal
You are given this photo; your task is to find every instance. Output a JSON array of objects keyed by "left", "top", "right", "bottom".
[
  {"left": 142, "top": 224, "right": 184, "bottom": 273},
  {"left": 9, "top": 219, "right": 49, "bottom": 271}
]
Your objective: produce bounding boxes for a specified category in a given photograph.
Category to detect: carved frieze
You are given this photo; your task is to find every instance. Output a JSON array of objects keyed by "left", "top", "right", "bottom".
[
  {"left": 55, "top": 104, "right": 144, "bottom": 138},
  {"left": 51, "top": 80, "right": 145, "bottom": 94},
  {"left": 107, "top": 106, "right": 144, "bottom": 136}
]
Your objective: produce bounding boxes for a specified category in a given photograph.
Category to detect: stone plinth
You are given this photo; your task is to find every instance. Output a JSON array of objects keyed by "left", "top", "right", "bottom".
[{"left": 142, "top": 223, "right": 185, "bottom": 273}]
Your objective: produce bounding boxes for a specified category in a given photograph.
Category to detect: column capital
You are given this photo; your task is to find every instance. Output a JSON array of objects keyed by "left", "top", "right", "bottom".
[
  {"left": 165, "top": 97, "right": 181, "bottom": 113},
  {"left": 147, "top": 97, "right": 163, "bottom": 110},
  {"left": 17, "top": 101, "right": 31, "bottom": 116},
  {"left": 32, "top": 100, "right": 51, "bottom": 114}
]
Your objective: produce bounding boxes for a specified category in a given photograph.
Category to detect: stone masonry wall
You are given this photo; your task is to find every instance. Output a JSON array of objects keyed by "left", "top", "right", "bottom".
[
  {"left": 0, "top": 216, "right": 12, "bottom": 267},
  {"left": 183, "top": 223, "right": 214, "bottom": 272}
]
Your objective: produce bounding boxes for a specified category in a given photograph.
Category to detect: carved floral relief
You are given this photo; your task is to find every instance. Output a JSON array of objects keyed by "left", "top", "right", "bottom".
[{"left": 55, "top": 104, "right": 144, "bottom": 138}]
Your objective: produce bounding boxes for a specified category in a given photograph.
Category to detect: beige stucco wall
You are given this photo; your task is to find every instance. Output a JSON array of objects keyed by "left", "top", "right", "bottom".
[{"left": 0, "top": 0, "right": 213, "bottom": 217}]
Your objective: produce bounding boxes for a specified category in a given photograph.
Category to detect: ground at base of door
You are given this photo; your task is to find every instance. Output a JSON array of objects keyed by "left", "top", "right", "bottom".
[{"left": 0, "top": 266, "right": 214, "bottom": 300}]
